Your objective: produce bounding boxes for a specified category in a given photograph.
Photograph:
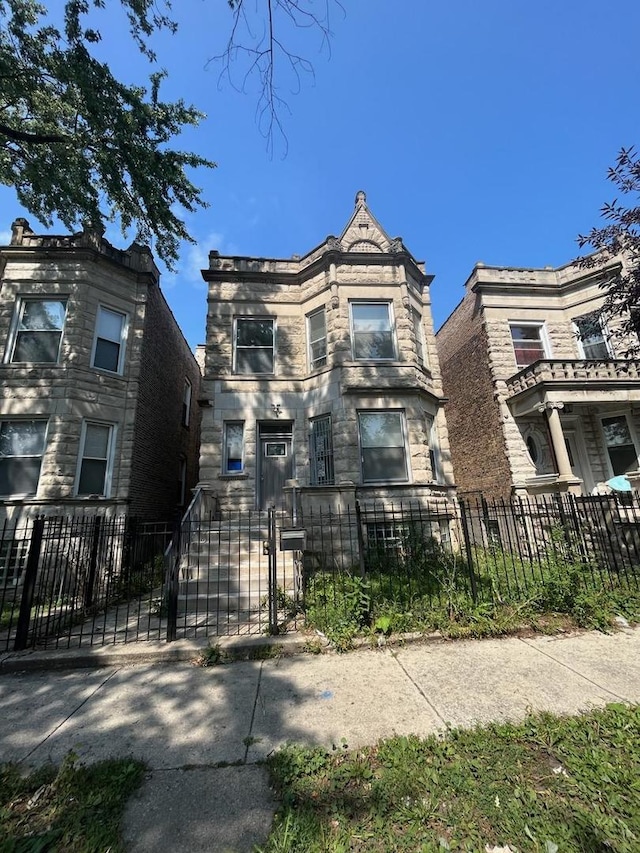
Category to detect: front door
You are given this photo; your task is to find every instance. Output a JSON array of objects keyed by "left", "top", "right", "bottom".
[
  {"left": 565, "top": 428, "right": 593, "bottom": 493},
  {"left": 258, "top": 425, "right": 293, "bottom": 509}
]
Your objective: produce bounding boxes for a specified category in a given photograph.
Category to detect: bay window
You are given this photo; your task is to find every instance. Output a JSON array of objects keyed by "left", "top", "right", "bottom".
[{"left": 358, "top": 411, "right": 408, "bottom": 483}]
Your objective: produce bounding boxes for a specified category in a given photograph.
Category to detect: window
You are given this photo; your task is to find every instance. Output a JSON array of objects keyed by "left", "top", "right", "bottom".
[
  {"left": 366, "top": 522, "right": 406, "bottom": 555},
  {"left": 526, "top": 435, "right": 539, "bottom": 465},
  {"left": 412, "top": 309, "right": 426, "bottom": 367},
  {"left": 223, "top": 422, "right": 244, "bottom": 473},
  {"left": 510, "top": 324, "right": 546, "bottom": 369},
  {"left": 426, "top": 414, "right": 444, "bottom": 484},
  {"left": 601, "top": 415, "right": 639, "bottom": 476},
  {"left": 307, "top": 308, "right": 327, "bottom": 370},
  {"left": 92, "top": 307, "right": 126, "bottom": 373},
  {"left": 178, "top": 456, "right": 187, "bottom": 505},
  {"left": 76, "top": 422, "right": 115, "bottom": 496},
  {"left": 235, "top": 318, "right": 275, "bottom": 373},
  {"left": 0, "top": 420, "right": 47, "bottom": 496},
  {"left": 310, "top": 415, "right": 334, "bottom": 485},
  {"left": 7, "top": 298, "right": 66, "bottom": 363},
  {"left": 265, "top": 442, "right": 287, "bottom": 457},
  {"left": 574, "top": 313, "right": 611, "bottom": 359},
  {"left": 358, "top": 411, "right": 408, "bottom": 483},
  {"left": 182, "top": 380, "right": 192, "bottom": 427},
  {"left": 0, "top": 537, "right": 28, "bottom": 587},
  {"left": 351, "top": 302, "right": 395, "bottom": 360}
]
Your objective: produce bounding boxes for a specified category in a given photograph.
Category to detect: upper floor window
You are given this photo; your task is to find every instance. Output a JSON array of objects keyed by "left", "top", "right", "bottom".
[
  {"left": 310, "top": 414, "right": 334, "bottom": 485},
  {"left": 0, "top": 419, "right": 48, "bottom": 496},
  {"left": 307, "top": 308, "right": 327, "bottom": 370},
  {"left": 76, "top": 421, "right": 115, "bottom": 496},
  {"left": 6, "top": 298, "right": 66, "bottom": 364},
  {"left": 234, "top": 317, "right": 274, "bottom": 374},
  {"left": 574, "top": 313, "right": 611, "bottom": 359},
  {"left": 351, "top": 302, "right": 395, "bottom": 360},
  {"left": 182, "top": 379, "right": 192, "bottom": 427},
  {"left": 510, "top": 324, "right": 546, "bottom": 369},
  {"left": 412, "top": 309, "right": 426, "bottom": 367},
  {"left": 425, "top": 414, "right": 444, "bottom": 484},
  {"left": 92, "top": 306, "right": 127, "bottom": 373},
  {"left": 358, "top": 411, "right": 408, "bottom": 483}
]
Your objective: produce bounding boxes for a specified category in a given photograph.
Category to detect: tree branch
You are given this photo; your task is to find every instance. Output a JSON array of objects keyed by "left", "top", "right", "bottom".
[{"left": 0, "top": 122, "right": 70, "bottom": 144}]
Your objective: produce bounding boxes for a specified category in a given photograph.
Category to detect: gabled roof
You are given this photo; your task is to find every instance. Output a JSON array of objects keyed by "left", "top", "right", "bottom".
[{"left": 338, "top": 190, "right": 403, "bottom": 253}]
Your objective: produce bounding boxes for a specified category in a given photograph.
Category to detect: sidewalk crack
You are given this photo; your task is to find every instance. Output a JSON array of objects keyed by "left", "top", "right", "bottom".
[
  {"left": 391, "top": 652, "right": 449, "bottom": 728},
  {"left": 518, "top": 638, "right": 632, "bottom": 703},
  {"left": 19, "top": 668, "right": 120, "bottom": 764},
  {"left": 243, "top": 661, "right": 263, "bottom": 764}
]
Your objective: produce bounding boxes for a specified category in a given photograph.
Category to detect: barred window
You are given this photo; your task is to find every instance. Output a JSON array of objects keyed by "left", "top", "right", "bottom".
[{"left": 310, "top": 415, "right": 334, "bottom": 485}]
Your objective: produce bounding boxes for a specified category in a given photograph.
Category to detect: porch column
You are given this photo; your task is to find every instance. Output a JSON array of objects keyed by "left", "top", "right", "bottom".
[{"left": 539, "top": 401, "right": 573, "bottom": 478}]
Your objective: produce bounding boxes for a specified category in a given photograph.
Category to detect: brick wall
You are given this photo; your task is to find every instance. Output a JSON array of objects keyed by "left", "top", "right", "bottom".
[
  {"left": 128, "top": 284, "right": 201, "bottom": 521},
  {"left": 437, "top": 292, "right": 513, "bottom": 499}
]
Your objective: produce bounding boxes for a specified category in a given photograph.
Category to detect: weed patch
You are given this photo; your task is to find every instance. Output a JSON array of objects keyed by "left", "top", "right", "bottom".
[
  {"left": 0, "top": 752, "right": 145, "bottom": 852},
  {"left": 260, "top": 703, "right": 640, "bottom": 852},
  {"left": 302, "top": 529, "right": 640, "bottom": 648}
]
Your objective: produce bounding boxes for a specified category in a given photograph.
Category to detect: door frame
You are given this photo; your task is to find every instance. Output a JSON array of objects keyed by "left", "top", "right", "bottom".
[
  {"left": 256, "top": 421, "right": 294, "bottom": 509},
  {"left": 562, "top": 421, "right": 594, "bottom": 494}
]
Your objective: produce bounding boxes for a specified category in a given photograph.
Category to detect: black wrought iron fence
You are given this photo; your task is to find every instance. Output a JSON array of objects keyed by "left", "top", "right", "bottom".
[
  {"left": 0, "top": 515, "right": 171, "bottom": 651},
  {"left": 3, "top": 493, "right": 639, "bottom": 652},
  {"left": 298, "top": 494, "right": 640, "bottom": 633}
]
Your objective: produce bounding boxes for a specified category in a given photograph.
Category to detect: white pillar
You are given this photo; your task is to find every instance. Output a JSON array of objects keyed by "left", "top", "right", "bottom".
[{"left": 541, "top": 402, "right": 573, "bottom": 478}]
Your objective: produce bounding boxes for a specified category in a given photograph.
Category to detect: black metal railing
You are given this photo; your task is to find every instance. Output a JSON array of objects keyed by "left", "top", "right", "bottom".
[
  {"left": 2, "top": 493, "right": 639, "bottom": 651},
  {"left": 1, "top": 516, "right": 171, "bottom": 652}
]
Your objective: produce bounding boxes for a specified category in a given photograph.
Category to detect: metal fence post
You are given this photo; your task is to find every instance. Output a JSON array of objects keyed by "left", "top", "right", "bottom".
[
  {"left": 84, "top": 516, "right": 102, "bottom": 609},
  {"left": 354, "top": 500, "right": 367, "bottom": 578},
  {"left": 166, "top": 522, "right": 180, "bottom": 642},
  {"left": 14, "top": 517, "right": 45, "bottom": 651},
  {"left": 268, "top": 507, "right": 278, "bottom": 634},
  {"left": 458, "top": 499, "right": 478, "bottom": 603}
]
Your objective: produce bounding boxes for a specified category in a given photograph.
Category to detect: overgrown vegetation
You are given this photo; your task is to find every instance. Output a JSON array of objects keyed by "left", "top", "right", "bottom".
[
  {"left": 0, "top": 752, "right": 145, "bottom": 851},
  {"left": 303, "top": 526, "right": 640, "bottom": 650},
  {"left": 260, "top": 703, "right": 640, "bottom": 852}
]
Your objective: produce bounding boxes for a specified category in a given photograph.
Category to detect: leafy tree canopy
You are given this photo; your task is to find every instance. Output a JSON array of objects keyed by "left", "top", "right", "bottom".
[
  {"left": 0, "top": 0, "right": 214, "bottom": 268},
  {"left": 578, "top": 147, "right": 640, "bottom": 355}
]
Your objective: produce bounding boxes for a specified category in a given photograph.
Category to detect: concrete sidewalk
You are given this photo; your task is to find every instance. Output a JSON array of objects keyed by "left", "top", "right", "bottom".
[{"left": 2, "top": 627, "right": 640, "bottom": 852}]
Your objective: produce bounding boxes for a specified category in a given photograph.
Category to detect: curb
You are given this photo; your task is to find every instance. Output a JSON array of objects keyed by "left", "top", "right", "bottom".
[{"left": 0, "top": 633, "right": 309, "bottom": 674}]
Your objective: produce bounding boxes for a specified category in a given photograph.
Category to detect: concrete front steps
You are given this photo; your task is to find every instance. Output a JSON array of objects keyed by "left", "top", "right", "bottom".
[{"left": 176, "top": 522, "right": 301, "bottom": 634}]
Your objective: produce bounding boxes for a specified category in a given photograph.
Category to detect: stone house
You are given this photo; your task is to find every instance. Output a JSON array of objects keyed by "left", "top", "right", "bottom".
[
  {"left": 436, "top": 255, "right": 640, "bottom": 499},
  {"left": 0, "top": 219, "right": 201, "bottom": 523},
  {"left": 198, "top": 192, "right": 455, "bottom": 517}
]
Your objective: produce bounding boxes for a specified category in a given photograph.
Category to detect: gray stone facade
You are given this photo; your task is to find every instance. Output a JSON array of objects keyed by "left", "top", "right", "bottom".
[
  {"left": 437, "top": 256, "right": 640, "bottom": 499},
  {"left": 199, "top": 192, "right": 455, "bottom": 514},
  {"left": 0, "top": 219, "right": 201, "bottom": 522}
]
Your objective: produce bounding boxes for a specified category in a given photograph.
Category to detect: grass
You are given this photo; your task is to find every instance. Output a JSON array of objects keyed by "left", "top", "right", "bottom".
[
  {"left": 260, "top": 703, "right": 640, "bottom": 852},
  {"left": 0, "top": 753, "right": 146, "bottom": 852},
  {"left": 303, "top": 534, "right": 640, "bottom": 650}
]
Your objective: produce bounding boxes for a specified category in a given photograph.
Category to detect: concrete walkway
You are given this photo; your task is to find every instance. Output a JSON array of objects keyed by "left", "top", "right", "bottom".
[{"left": 2, "top": 627, "right": 640, "bottom": 852}]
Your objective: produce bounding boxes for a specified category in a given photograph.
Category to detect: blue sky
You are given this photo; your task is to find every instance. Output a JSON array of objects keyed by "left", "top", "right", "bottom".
[{"left": 3, "top": 0, "right": 640, "bottom": 349}]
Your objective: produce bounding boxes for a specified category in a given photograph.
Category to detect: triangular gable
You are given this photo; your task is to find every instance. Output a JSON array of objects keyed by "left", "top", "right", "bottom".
[{"left": 338, "top": 191, "right": 399, "bottom": 253}]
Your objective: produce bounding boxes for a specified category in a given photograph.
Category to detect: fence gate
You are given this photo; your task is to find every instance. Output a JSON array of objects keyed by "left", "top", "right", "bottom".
[{"left": 167, "top": 508, "right": 304, "bottom": 640}]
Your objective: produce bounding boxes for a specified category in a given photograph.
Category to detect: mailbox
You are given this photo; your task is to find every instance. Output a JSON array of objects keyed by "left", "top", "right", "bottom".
[{"left": 280, "top": 528, "right": 306, "bottom": 552}]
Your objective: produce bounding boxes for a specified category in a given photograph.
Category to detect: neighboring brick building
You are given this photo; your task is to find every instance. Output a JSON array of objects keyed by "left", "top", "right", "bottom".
[
  {"left": 0, "top": 219, "right": 201, "bottom": 522},
  {"left": 198, "top": 192, "right": 456, "bottom": 513},
  {"left": 436, "top": 256, "right": 640, "bottom": 499}
]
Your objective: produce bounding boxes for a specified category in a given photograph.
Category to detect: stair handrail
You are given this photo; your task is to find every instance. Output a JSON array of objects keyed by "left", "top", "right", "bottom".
[{"left": 164, "top": 487, "right": 219, "bottom": 570}]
